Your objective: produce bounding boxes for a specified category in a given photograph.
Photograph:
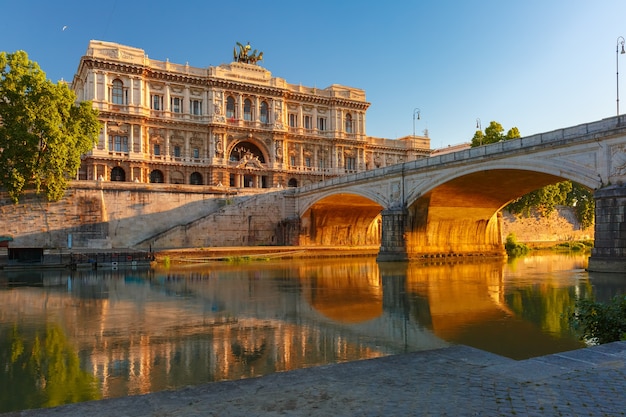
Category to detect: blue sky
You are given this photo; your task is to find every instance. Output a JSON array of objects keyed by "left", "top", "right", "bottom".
[{"left": 3, "top": 0, "right": 626, "bottom": 149}]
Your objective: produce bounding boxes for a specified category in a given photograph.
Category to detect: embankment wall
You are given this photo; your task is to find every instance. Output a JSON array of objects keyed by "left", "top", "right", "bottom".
[
  {"left": 0, "top": 182, "right": 280, "bottom": 249},
  {"left": 0, "top": 183, "right": 591, "bottom": 250}
]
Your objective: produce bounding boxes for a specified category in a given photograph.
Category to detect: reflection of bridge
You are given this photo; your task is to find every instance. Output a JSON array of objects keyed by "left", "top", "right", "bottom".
[
  {"left": 0, "top": 258, "right": 585, "bottom": 400},
  {"left": 290, "top": 116, "right": 626, "bottom": 272}
]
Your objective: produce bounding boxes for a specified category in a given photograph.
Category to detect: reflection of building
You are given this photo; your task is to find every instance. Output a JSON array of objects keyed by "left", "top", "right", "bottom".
[{"left": 71, "top": 40, "right": 431, "bottom": 188}]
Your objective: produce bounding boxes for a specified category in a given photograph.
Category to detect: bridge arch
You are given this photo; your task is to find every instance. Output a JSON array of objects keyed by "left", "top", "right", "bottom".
[
  {"left": 299, "top": 192, "right": 384, "bottom": 246},
  {"left": 406, "top": 161, "right": 601, "bottom": 207}
]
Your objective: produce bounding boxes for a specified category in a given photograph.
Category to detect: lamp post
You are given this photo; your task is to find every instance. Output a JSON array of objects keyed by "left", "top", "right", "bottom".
[
  {"left": 476, "top": 118, "right": 482, "bottom": 145},
  {"left": 617, "top": 36, "right": 625, "bottom": 116},
  {"left": 412, "top": 108, "right": 421, "bottom": 137}
]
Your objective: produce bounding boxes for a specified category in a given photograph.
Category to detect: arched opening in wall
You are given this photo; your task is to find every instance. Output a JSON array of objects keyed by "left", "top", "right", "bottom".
[
  {"left": 229, "top": 141, "right": 265, "bottom": 164},
  {"left": 302, "top": 193, "right": 383, "bottom": 246},
  {"left": 150, "top": 170, "right": 164, "bottom": 183},
  {"left": 288, "top": 178, "right": 298, "bottom": 187},
  {"left": 190, "top": 172, "right": 203, "bottom": 185},
  {"left": 170, "top": 171, "right": 184, "bottom": 184},
  {"left": 111, "top": 166, "right": 126, "bottom": 182}
]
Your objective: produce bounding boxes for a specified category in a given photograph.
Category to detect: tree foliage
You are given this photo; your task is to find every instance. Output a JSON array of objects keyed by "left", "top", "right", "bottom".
[
  {"left": 505, "top": 180, "right": 595, "bottom": 228},
  {"left": 570, "top": 295, "right": 626, "bottom": 345},
  {"left": 471, "top": 121, "right": 520, "bottom": 147},
  {"left": 507, "top": 182, "right": 573, "bottom": 217},
  {"left": 0, "top": 50, "right": 100, "bottom": 203}
]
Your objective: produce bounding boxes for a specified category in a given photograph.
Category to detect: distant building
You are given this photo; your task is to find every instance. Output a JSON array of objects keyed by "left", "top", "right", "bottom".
[{"left": 71, "top": 40, "right": 431, "bottom": 188}]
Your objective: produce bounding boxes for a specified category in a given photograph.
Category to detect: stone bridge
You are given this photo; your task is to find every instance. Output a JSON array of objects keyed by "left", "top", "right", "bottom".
[
  {"left": 288, "top": 115, "right": 626, "bottom": 272},
  {"left": 2, "top": 116, "right": 625, "bottom": 273}
]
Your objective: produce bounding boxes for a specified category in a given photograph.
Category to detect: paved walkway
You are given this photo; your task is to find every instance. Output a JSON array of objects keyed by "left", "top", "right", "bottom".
[{"left": 4, "top": 342, "right": 626, "bottom": 417}]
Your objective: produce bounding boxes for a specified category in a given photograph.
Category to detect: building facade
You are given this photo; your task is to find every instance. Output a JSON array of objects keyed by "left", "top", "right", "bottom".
[{"left": 71, "top": 40, "right": 431, "bottom": 188}]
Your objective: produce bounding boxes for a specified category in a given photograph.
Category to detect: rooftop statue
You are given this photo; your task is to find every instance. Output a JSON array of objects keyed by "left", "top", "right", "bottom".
[{"left": 233, "top": 42, "right": 263, "bottom": 65}]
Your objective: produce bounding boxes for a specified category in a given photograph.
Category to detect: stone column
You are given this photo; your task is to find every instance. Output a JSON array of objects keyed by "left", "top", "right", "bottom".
[
  {"left": 129, "top": 123, "right": 135, "bottom": 153},
  {"left": 588, "top": 185, "right": 626, "bottom": 272},
  {"left": 377, "top": 208, "right": 408, "bottom": 262}
]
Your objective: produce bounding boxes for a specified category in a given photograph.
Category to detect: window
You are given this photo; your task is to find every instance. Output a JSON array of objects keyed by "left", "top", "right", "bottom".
[
  {"left": 305, "top": 157, "right": 311, "bottom": 167},
  {"left": 151, "top": 94, "right": 163, "bottom": 110},
  {"left": 226, "top": 96, "right": 236, "bottom": 119},
  {"left": 154, "top": 144, "right": 161, "bottom": 155},
  {"left": 190, "top": 99, "right": 202, "bottom": 115},
  {"left": 112, "top": 79, "right": 124, "bottom": 105},
  {"left": 304, "top": 115, "right": 312, "bottom": 130},
  {"left": 346, "top": 157, "right": 356, "bottom": 170},
  {"left": 317, "top": 117, "right": 326, "bottom": 131},
  {"left": 111, "top": 167, "right": 125, "bottom": 181},
  {"left": 190, "top": 172, "right": 203, "bottom": 185},
  {"left": 193, "top": 148, "right": 200, "bottom": 158},
  {"left": 345, "top": 113, "right": 353, "bottom": 133},
  {"left": 290, "top": 156, "right": 296, "bottom": 166},
  {"left": 173, "top": 146, "right": 181, "bottom": 157},
  {"left": 108, "top": 135, "right": 128, "bottom": 152},
  {"left": 288, "top": 113, "right": 297, "bottom": 127},
  {"left": 150, "top": 170, "right": 164, "bottom": 183},
  {"left": 171, "top": 97, "right": 183, "bottom": 113},
  {"left": 243, "top": 98, "right": 252, "bottom": 121},
  {"left": 260, "top": 101, "right": 269, "bottom": 123}
]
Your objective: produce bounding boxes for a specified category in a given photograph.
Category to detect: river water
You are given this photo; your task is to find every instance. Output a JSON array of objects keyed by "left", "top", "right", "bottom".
[{"left": 1, "top": 252, "right": 625, "bottom": 413}]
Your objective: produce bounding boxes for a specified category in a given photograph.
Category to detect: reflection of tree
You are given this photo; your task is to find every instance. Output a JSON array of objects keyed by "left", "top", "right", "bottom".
[
  {"left": 0, "top": 323, "right": 100, "bottom": 412},
  {"left": 506, "top": 282, "right": 594, "bottom": 336}
]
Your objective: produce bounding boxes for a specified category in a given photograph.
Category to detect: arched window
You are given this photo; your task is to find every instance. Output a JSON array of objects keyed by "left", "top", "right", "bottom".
[
  {"left": 150, "top": 170, "right": 164, "bottom": 183},
  {"left": 260, "top": 101, "right": 269, "bottom": 124},
  {"left": 226, "top": 96, "right": 236, "bottom": 120},
  {"left": 243, "top": 98, "right": 252, "bottom": 121},
  {"left": 229, "top": 141, "right": 265, "bottom": 163},
  {"left": 111, "top": 166, "right": 125, "bottom": 182},
  {"left": 288, "top": 178, "right": 298, "bottom": 187},
  {"left": 345, "top": 113, "right": 353, "bottom": 133},
  {"left": 112, "top": 79, "right": 124, "bottom": 105},
  {"left": 190, "top": 172, "right": 203, "bottom": 185}
]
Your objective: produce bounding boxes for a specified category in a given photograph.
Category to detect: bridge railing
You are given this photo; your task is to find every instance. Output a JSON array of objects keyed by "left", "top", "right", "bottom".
[{"left": 297, "top": 115, "right": 626, "bottom": 194}]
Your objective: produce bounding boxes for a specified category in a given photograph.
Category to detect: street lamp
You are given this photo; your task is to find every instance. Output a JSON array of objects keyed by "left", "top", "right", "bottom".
[
  {"left": 617, "top": 36, "right": 625, "bottom": 116},
  {"left": 413, "top": 108, "right": 421, "bottom": 137},
  {"left": 476, "top": 118, "right": 482, "bottom": 145}
]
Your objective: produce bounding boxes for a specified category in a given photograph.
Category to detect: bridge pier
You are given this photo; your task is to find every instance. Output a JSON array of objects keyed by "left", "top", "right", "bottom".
[
  {"left": 588, "top": 185, "right": 626, "bottom": 273},
  {"left": 377, "top": 208, "right": 409, "bottom": 262}
]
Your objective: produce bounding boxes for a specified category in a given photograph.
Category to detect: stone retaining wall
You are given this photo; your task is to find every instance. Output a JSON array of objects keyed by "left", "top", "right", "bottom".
[{"left": 0, "top": 183, "right": 591, "bottom": 250}]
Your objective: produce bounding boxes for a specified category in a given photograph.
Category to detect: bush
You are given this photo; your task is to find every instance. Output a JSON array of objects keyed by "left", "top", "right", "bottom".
[
  {"left": 570, "top": 295, "right": 626, "bottom": 345},
  {"left": 504, "top": 233, "right": 530, "bottom": 257}
]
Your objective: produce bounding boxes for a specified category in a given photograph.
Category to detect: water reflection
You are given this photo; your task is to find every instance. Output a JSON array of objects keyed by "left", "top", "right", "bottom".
[{"left": 1, "top": 253, "right": 625, "bottom": 413}]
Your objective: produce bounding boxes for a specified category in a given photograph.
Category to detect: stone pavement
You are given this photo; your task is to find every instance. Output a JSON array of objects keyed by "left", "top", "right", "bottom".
[{"left": 4, "top": 342, "right": 626, "bottom": 417}]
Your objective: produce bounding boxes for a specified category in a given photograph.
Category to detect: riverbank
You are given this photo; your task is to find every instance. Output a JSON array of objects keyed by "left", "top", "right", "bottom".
[{"left": 4, "top": 341, "right": 625, "bottom": 417}]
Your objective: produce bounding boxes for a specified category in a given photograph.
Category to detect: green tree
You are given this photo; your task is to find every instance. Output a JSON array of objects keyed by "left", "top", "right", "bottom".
[
  {"left": 471, "top": 121, "right": 520, "bottom": 147},
  {"left": 507, "top": 182, "right": 572, "bottom": 217},
  {"left": 570, "top": 295, "right": 626, "bottom": 345},
  {"left": 0, "top": 50, "right": 100, "bottom": 203},
  {"left": 565, "top": 182, "right": 595, "bottom": 229},
  {"left": 506, "top": 181, "right": 595, "bottom": 229}
]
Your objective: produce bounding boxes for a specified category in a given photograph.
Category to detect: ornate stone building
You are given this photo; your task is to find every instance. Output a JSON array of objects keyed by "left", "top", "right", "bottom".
[{"left": 71, "top": 40, "right": 431, "bottom": 188}]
